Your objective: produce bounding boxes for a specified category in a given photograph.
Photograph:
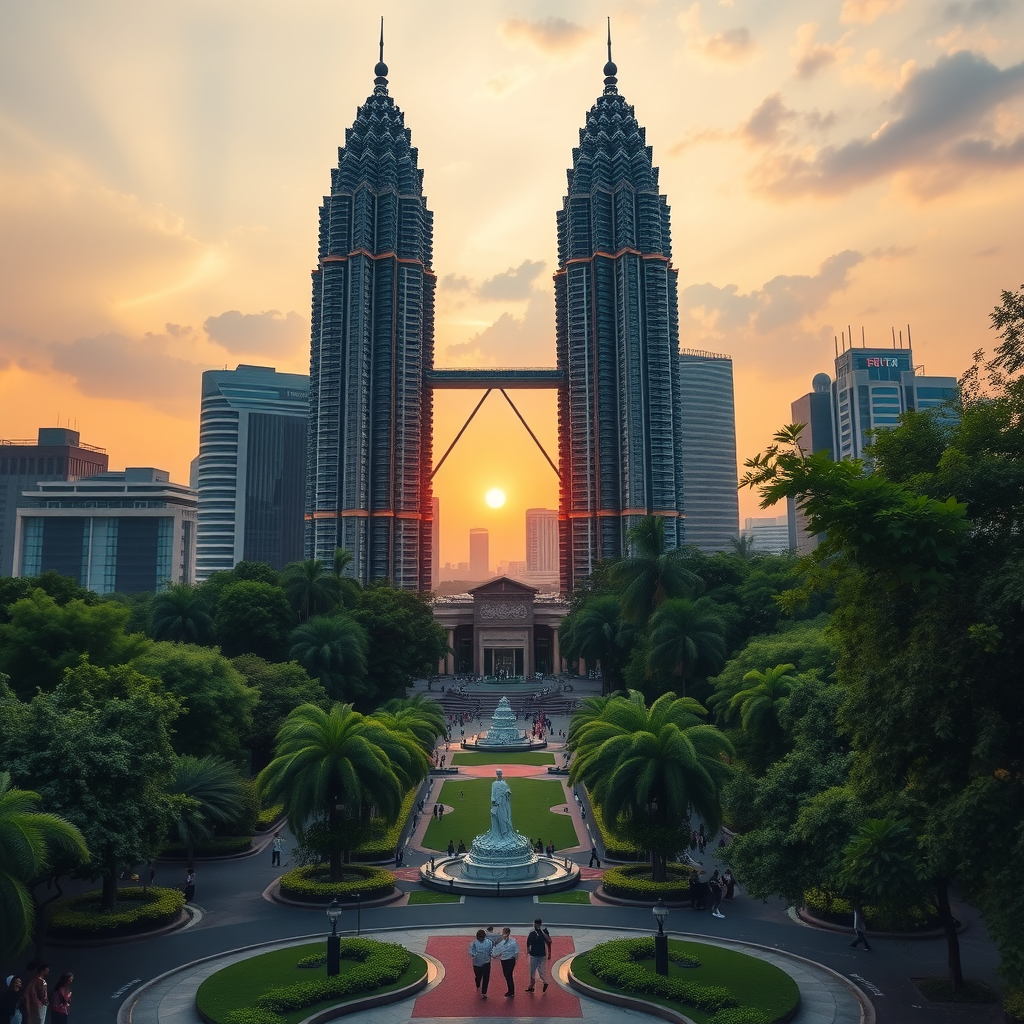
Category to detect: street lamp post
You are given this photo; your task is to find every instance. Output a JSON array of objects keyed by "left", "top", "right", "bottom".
[
  {"left": 652, "top": 899, "right": 669, "bottom": 976},
  {"left": 354, "top": 891, "right": 361, "bottom": 936},
  {"left": 326, "top": 899, "right": 342, "bottom": 977}
]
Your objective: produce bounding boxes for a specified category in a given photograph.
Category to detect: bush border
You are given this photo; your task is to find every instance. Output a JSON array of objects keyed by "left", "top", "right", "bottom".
[
  {"left": 48, "top": 886, "right": 185, "bottom": 938},
  {"left": 278, "top": 864, "right": 395, "bottom": 902},
  {"left": 602, "top": 863, "right": 698, "bottom": 903}
]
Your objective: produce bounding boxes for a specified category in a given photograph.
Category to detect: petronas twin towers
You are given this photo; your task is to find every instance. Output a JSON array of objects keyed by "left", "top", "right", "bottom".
[{"left": 306, "top": 36, "right": 685, "bottom": 594}]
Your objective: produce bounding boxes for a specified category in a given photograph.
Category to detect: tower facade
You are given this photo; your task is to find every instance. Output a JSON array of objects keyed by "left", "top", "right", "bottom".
[
  {"left": 555, "top": 49, "right": 685, "bottom": 592},
  {"left": 305, "top": 47, "right": 435, "bottom": 590}
]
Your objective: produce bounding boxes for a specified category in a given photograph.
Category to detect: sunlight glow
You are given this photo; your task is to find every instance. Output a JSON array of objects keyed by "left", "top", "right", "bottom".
[{"left": 485, "top": 488, "right": 506, "bottom": 508}]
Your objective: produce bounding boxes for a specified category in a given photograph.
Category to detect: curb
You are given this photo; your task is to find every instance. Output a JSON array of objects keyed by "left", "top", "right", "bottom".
[
  {"left": 48, "top": 907, "right": 193, "bottom": 948},
  {"left": 263, "top": 878, "right": 405, "bottom": 910},
  {"left": 592, "top": 885, "right": 692, "bottom": 908},
  {"left": 567, "top": 965, "right": 695, "bottom": 1024},
  {"left": 797, "top": 905, "right": 968, "bottom": 941}
]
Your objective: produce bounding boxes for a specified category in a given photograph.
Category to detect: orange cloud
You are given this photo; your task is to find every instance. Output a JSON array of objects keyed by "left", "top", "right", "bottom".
[
  {"left": 840, "top": 0, "right": 905, "bottom": 26},
  {"left": 501, "top": 17, "right": 593, "bottom": 56}
]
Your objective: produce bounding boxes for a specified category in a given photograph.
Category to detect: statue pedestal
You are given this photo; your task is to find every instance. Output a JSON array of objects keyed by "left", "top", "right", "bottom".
[{"left": 462, "top": 827, "right": 538, "bottom": 881}]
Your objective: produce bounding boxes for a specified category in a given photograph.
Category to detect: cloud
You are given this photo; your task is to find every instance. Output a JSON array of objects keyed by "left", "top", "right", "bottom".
[
  {"left": 477, "top": 260, "right": 546, "bottom": 301},
  {"left": 742, "top": 94, "right": 795, "bottom": 145},
  {"left": 441, "top": 274, "right": 473, "bottom": 292},
  {"left": 840, "top": 0, "right": 905, "bottom": 25},
  {"left": 943, "top": 0, "right": 1012, "bottom": 23},
  {"left": 751, "top": 50, "right": 1024, "bottom": 199},
  {"left": 445, "top": 292, "right": 554, "bottom": 365},
  {"left": 668, "top": 127, "right": 727, "bottom": 155},
  {"left": 501, "top": 17, "right": 593, "bottom": 55},
  {"left": 792, "top": 23, "right": 852, "bottom": 80},
  {"left": 678, "top": 5, "right": 757, "bottom": 64},
  {"left": 203, "top": 309, "right": 307, "bottom": 354}
]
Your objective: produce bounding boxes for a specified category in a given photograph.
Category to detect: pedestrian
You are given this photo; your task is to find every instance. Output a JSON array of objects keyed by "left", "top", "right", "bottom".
[
  {"left": 439, "top": 805, "right": 445, "bottom": 820},
  {"left": 460, "top": 790, "right": 464, "bottom": 801},
  {"left": 709, "top": 870, "right": 725, "bottom": 918},
  {"left": 433, "top": 805, "right": 438, "bottom": 819},
  {"left": 850, "top": 905, "right": 872, "bottom": 950},
  {"left": 688, "top": 872, "right": 698, "bottom": 909},
  {"left": 468, "top": 929, "right": 493, "bottom": 999},
  {"left": 1, "top": 976, "right": 23, "bottom": 1024},
  {"left": 23, "top": 966, "right": 47, "bottom": 1024},
  {"left": 588, "top": 845, "right": 600, "bottom": 868},
  {"left": 492, "top": 927, "right": 519, "bottom": 997},
  {"left": 184, "top": 864, "right": 196, "bottom": 903},
  {"left": 271, "top": 832, "right": 284, "bottom": 867},
  {"left": 525, "top": 919, "right": 552, "bottom": 993},
  {"left": 723, "top": 869, "right": 736, "bottom": 902},
  {"left": 447, "top": 839, "right": 455, "bottom": 856},
  {"left": 47, "top": 976, "right": 71, "bottom": 1024},
  {"left": 457, "top": 839, "right": 467, "bottom": 855}
]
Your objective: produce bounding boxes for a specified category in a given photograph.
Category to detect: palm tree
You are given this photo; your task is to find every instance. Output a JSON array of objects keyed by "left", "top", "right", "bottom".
[
  {"left": 149, "top": 584, "right": 213, "bottom": 643},
  {"left": 282, "top": 560, "right": 342, "bottom": 622},
  {"left": 561, "top": 597, "right": 636, "bottom": 695},
  {"left": 608, "top": 516, "right": 704, "bottom": 625},
  {"left": 646, "top": 598, "right": 727, "bottom": 696},
  {"left": 373, "top": 695, "right": 447, "bottom": 757},
  {"left": 257, "top": 703, "right": 429, "bottom": 879},
  {"left": 726, "top": 663, "right": 799, "bottom": 763},
  {"left": 0, "top": 772, "right": 89, "bottom": 957},
  {"left": 167, "top": 755, "right": 248, "bottom": 862},
  {"left": 568, "top": 692, "right": 733, "bottom": 880},
  {"left": 729, "top": 535, "right": 758, "bottom": 560},
  {"left": 331, "top": 547, "right": 362, "bottom": 608},
  {"left": 288, "top": 614, "right": 369, "bottom": 701}
]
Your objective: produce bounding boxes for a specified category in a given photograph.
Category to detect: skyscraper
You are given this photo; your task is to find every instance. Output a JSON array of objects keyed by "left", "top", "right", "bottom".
[
  {"left": 430, "top": 495, "right": 440, "bottom": 591},
  {"left": 0, "top": 428, "right": 108, "bottom": 577},
  {"left": 556, "top": 41, "right": 685, "bottom": 592},
  {"left": 525, "top": 508, "right": 559, "bottom": 581},
  {"left": 678, "top": 351, "right": 739, "bottom": 553},
  {"left": 195, "top": 365, "right": 308, "bottom": 581},
  {"left": 305, "top": 39, "right": 434, "bottom": 591},
  {"left": 469, "top": 528, "right": 489, "bottom": 580},
  {"left": 787, "top": 373, "right": 834, "bottom": 554}
]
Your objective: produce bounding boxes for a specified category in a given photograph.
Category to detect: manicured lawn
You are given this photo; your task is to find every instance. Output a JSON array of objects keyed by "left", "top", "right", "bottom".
[
  {"left": 451, "top": 751, "right": 555, "bottom": 766},
  {"left": 196, "top": 941, "right": 426, "bottom": 1024},
  {"left": 407, "top": 890, "right": 461, "bottom": 904},
  {"left": 423, "top": 778, "right": 578, "bottom": 852},
  {"left": 538, "top": 889, "right": 592, "bottom": 904},
  {"left": 573, "top": 939, "right": 800, "bottom": 1024}
]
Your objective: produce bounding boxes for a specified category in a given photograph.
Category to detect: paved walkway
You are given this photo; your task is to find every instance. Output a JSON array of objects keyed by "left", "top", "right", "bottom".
[{"left": 120, "top": 925, "right": 867, "bottom": 1024}]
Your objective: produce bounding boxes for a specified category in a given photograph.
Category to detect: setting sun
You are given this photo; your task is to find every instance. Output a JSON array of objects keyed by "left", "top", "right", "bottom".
[{"left": 485, "top": 488, "right": 506, "bottom": 509}]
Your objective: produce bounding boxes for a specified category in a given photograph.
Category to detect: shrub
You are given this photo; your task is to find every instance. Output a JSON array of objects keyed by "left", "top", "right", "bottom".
[
  {"left": 803, "top": 887, "right": 937, "bottom": 931},
  {"left": 710, "top": 1010, "right": 772, "bottom": 1024},
  {"left": 603, "top": 863, "right": 698, "bottom": 902},
  {"left": 223, "top": 1009, "right": 282, "bottom": 1024},
  {"left": 278, "top": 863, "right": 395, "bottom": 902},
  {"left": 49, "top": 886, "right": 185, "bottom": 937},
  {"left": 216, "top": 778, "right": 259, "bottom": 837},
  {"left": 353, "top": 789, "right": 417, "bottom": 861},
  {"left": 256, "top": 804, "right": 284, "bottom": 832},
  {"left": 296, "top": 953, "right": 326, "bottom": 969},
  {"left": 1004, "top": 987, "right": 1024, "bottom": 1022},
  {"left": 161, "top": 836, "right": 253, "bottom": 858},
  {"left": 589, "top": 801, "right": 644, "bottom": 860}
]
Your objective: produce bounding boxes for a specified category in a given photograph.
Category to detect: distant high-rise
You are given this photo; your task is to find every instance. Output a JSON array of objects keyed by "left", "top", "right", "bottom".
[
  {"left": 678, "top": 351, "right": 739, "bottom": 553},
  {"left": 0, "top": 428, "right": 108, "bottom": 577},
  {"left": 305, "top": 42, "right": 434, "bottom": 590},
  {"left": 469, "top": 528, "right": 489, "bottom": 580},
  {"left": 556, "top": 43, "right": 685, "bottom": 593},
  {"left": 525, "top": 508, "right": 559, "bottom": 578},
  {"left": 787, "top": 373, "right": 834, "bottom": 554},
  {"left": 430, "top": 496, "right": 440, "bottom": 591},
  {"left": 741, "top": 515, "right": 791, "bottom": 555},
  {"left": 195, "top": 365, "right": 308, "bottom": 581}
]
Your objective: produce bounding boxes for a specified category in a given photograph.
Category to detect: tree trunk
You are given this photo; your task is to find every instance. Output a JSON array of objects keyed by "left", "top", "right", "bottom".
[
  {"left": 329, "top": 802, "right": 343, "bottom": 882},
  {"left": 934, "top": 879, "right": 963, "bottom": 991},
  {"left": 651, "top": 850, "right": 667, "bottom": 882},
  {"left": 101, "top": 850, "right": 119, "bottom": 913},
  {"left": 31, "top": 875, "right": 64, "bottom": 962}
]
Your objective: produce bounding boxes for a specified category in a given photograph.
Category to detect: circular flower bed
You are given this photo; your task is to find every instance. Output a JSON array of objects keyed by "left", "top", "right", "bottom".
[
  {"left": 803, "top": 888, "right": 941, "bottom": 932},
  {"left": 602, "top": 862, "right": 697, "bottom": 902},
  {"left": 278, "top": 863, "right": 395, "bottom": 902},
  {"left": 49, "top": 886, "right": 185, "bottom": 938}
]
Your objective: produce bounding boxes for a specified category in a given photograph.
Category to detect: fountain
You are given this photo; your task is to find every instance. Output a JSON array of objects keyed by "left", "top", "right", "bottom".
[
  {"left": 418, "top": 768, "right": 580, "bottom": 896},
  {"left": 461, "top": 696, "right": 547, "bottom": 752}
]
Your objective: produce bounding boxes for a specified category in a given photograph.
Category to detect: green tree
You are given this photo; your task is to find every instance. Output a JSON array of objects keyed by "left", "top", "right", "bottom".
[
  {"left": 101, "top": 590, "right": 154, "bottom": 636},
  {"left": 569, "top": 690, "right": 733, "bottom": 880},
  {"left": 288, "top": 614, "right": 369, "bottom": 703},
  {"left": 727, "top": 663, "right": 799, "bottom": 771},
  {"left": 166, "top": 755, "right": 248, "bottom": 861},
  {"left": 133, "top": 642, "right": 258, "bottom": 762},
  {"left": 559, "top": 596, "right": 636, "bottom": 694},
  {"left": 840, "top": 818, "right": 925, "bottom": 923},
  {"left": 645, "top": 597, "right": 726, "bottom": 696},
  {"left": 282, "top": 560, "right": 342, "bottom": 622},
  {"left": 213, "top": 580, "right": 294, "bottom": 660},
  {"left": 257, "top": 703, "right": 428, "bottom": 879},
  {"left": 0, "top": 771, "right": 89, "bottom": 957},
  {"left": 371, "top": 694, "right": 447, "bottom": 757},
  {"left": 149, "top": 584, "right": 213, "bottom": 643},
  {"left": 331, "top": 548, "right": 362, "bottom": 608}
]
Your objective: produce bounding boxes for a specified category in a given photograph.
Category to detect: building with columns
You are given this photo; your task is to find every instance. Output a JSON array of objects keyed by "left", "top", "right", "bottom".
[{"left": 432, "top": 577, "right": 568, "bottom": 678}]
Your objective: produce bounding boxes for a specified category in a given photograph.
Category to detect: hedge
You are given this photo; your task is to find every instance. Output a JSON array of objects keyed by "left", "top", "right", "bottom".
[
  {"left": 586, "top": 938, "right": 734, "bottom": 1013},
  {"left": 49, "top": 885, "right": 185, "bottom": 937},
  {"left": 256, "top": 805, "right": 284, "bottom": 832},
  {"left": 1005, "top": 986, "right": 1024, "bottom": 1022},
  {"left": 803, "top": 887, "right": 938, "bottom": 931},
  {"left": 161, "top": 836, "right": 254, "bottom": 858},
  {"left": 602, "top": 863, "right": 698, "bottom": 902},
  {"left": 709, "top": 1010, "right": 772, "bottom": 1024},
  {"left": 588, "top": 801, "right": 644, "bottom": 860},
  {"left": 278, "top": 863, "right": 395, "bottom": 902},
  {"left": 353, "top": 789, "right": 417, "bottom": 861}
]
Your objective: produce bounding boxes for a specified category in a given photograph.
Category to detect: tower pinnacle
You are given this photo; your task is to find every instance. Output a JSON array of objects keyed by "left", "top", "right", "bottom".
[
  {"left": 374, "top": 16, "right": 388, "bottom": 95},
  {"left": 603, "top": 18, "right": 618, "bottom": 93}
]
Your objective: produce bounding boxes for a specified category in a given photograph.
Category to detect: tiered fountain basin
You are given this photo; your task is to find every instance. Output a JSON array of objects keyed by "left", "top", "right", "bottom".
[
  {"left": 418, "top": 851, "right": 579, "bottom": 896},
  {"left": 461, "top": 732, "right": 547, "bottom": 752}
]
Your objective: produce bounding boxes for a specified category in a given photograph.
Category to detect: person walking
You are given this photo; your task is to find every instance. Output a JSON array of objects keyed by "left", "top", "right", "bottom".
[
  {"left": 492, "top": 927, "right": 519, "bottom": 997},
  {"left": 47, "top": 976, "right": 71, "bottom": 1024},
  {"left": 468, "top": 929, "right": 493, "bottom": 999},
  {"left": 588, "top": 845, "right": 601, "bottom": 868},
  {"left": 723, "top": 869, "right": 736, "bottom": 902},
  {"left": 1, "top": 976, "right": 24, "bottom": 1024},
  {"left": 23, "top": 966, "right": 47, "bottom": 1024},
  {"left": 709, "top": 870, "right": 725, "bottom": 918},
  {"left": 271, "top": 833, "right": 284, "bottom": 868},
  {"left": 525, "top": 919, "right": 552, "bottom": 993},
  {"left": 184, "top": 864, "right": 196, "bottom": 903},
  {"left": 850, "top": 906, "right": 872, "bottom": 950}
]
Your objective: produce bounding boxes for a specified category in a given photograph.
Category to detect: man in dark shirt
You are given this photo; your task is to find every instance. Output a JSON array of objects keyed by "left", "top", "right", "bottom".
[{"left": 525, "top": 918, "right": 552, "bottom": 992}]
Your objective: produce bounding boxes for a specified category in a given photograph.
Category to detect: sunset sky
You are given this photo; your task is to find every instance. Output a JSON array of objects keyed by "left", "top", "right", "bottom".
[{"left": 2, "top": 0, "right": 1023, "bottom": 569}]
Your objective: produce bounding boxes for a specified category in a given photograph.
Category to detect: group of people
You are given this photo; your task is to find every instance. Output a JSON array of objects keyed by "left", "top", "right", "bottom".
[
  {"left": 688, "top": 868, "right": 736, "bottom": 917},
  {"left": 2, "top": 965, "right": 72, "bottom": 1024},
  {"left": 533, "top": 838, "right": 557, "bottom": 857},
  {"left": 467, "top": 919, "right": 552, "bottom": 998}
]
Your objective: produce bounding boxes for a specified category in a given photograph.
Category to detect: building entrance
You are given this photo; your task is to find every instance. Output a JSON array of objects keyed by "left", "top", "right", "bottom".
[{"left": 484, "top": 647, "right": 524, "bottom": 679}]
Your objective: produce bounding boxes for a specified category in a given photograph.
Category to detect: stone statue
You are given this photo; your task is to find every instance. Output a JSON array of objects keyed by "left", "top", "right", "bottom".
[{"left": 490, "top": 769, "right": 514, "bottom": 838}]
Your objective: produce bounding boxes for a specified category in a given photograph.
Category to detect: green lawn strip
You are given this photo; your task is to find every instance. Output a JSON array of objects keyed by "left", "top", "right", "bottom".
[
  {"left": 407, "top": 890, "right": 461, "bottom": 904},
  {"left": 573, "top": 939, "right": 799, "bottom": 1024},
  {"left": 196, "top": 942, "right": 426, "bottom": 1024},
  {"left": 450, "top": 752, "right": 555, "bottom": 766},
  {"left": 422, "top": 778, "right": 577, "bottom": 852},
  {"left": 537, "top": 889, "right": 592, "bottom": 904}
]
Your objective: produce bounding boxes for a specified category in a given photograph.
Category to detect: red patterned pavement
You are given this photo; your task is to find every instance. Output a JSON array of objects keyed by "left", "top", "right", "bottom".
[
  {"left": 412, "top": 934, "right": 581, "bottom": 1018},
  {"left": 454, "top": 764, "right": 553, "bottom": 778}
]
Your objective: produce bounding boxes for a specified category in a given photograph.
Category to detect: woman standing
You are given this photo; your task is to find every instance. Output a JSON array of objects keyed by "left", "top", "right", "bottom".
[
  {"left": 184, "top": 865, "right": 196, "bottom": 903},
  {"left": 723, "top": 869, "right": 736, "bottom": 902},
  {"left": 23, "top": 966, "right": 47, "bottom": 1024},
  {"left": 48, "top": 976, "right": 71, "bottom": 1024},
  {"left": 1, "top": 976, "right": 24, "bottom": 1024}
]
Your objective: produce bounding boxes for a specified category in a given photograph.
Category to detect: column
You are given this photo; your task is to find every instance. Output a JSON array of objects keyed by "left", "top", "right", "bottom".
[
  {"left": 552, "top": 626, "right": 560, "bottom": 675},
  {"left": 445, "top": 629, "right": 455, "bottom": 675}
]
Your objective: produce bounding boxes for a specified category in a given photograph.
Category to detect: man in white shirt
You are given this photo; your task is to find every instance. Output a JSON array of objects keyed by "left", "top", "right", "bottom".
[
  {"left": 491, "top": 927, "right": 520, "bottom": 997},
  {"left": 467, "top": 929, "right": 493, "bottom": 998}
]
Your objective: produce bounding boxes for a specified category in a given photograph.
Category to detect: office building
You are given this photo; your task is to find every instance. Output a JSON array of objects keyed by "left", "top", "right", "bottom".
[
  {"left": 678, "top": 351, "right": 740, "bottom": 553},
  {"left": 556, "top": 47, "right": 686, "bottom": 592},
  {"left": 431, "top": 496, "right": 440, "bottom": 591},
  {"left": 305, "top": 48, "right": 434, "bottom": 590},
  {"left": 741, "top": 515, "right": 791, "bottom": 555},
  {"left": 469, "top": 528, "right": 489, "bottom": 580},
  {"left": 787, "top": 373, "right": 835, "bottom": 554},
  {"left": 0, "top": 428, "right": 108, "bottom": 577},
  {"left": 195, "top": 365, "right": 308, "bottom": 581},
  {"left": 525, "top": 508, "right": 559, "bottom": 583},
  {"left": 14, "top": 468, "right": 197, "bottom": 594}
]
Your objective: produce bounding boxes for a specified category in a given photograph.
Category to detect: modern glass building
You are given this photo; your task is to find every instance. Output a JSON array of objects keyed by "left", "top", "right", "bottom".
[
  {"left": 14, "top": 468, "right": 197, "bottom": 594},
  {"left": 305, "top": 48, "right": 434, "bottom": 591},
  {"left": 195, "top": 365, "right": 308, "bottom": 580},
  {"left": 787, "top": 373, "right": 835, "bottom": 554},
  {"left": 678, "top": 351, "right": 739, "bottom": 553},
  {"left": 555, "top": 49, "right": 686, "bottom": 592},
  {"left": 525, "top": 508, "right": 559, "bottom": 582}
]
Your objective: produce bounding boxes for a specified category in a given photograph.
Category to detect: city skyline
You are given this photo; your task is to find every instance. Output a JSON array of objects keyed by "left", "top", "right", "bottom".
[{"left": 2, "top": 3, "right": 1023, "bottom": 567}]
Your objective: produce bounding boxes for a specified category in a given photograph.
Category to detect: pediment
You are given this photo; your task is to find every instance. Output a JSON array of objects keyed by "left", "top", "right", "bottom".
[{"left": 468, "top": 575, "right": 538, "bottom": 597}]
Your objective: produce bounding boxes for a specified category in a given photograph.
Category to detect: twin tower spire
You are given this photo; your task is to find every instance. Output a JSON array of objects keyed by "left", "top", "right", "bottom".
[{"left": 305, "top": 23, "right": 685, "bottom": 594}]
